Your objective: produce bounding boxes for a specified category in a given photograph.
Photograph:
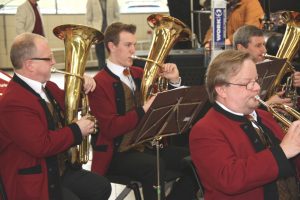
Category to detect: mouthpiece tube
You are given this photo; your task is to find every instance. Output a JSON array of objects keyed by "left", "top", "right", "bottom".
[
  {"left": 131, "top": 55, "right": 162, "bottom": 68},
  {"left": 51, "top": 67, "right": 84, "bottom": 79}
]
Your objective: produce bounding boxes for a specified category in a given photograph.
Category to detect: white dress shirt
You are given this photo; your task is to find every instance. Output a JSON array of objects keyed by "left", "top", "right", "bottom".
[
  {"left": 106, "top": 59, "right": 136, "bottom": 91},
  {"left": 15, "top": 73, "right": 49, "bottom": 102}
]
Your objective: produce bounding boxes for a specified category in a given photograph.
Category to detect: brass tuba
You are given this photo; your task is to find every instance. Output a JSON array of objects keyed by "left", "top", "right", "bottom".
[
  {"left": 266, "top": 11, "right": 300, "bottom": 103},
  {"left": 133, "top": 14, "right": 191, "bottom": 104},
  {"left": 53, "top": 24, "right": 103, "bottom": 164}
]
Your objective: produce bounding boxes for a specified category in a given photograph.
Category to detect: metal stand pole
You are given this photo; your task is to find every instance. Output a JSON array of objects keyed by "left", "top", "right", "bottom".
[
  {"left": 262, "top": 0, "right": 273, "bottom": 30},
  {"left": 190, "top": 0, "right": 195, "bottom": 48},
  {"left": 152, "top": 136, "right": 163, "bottom": 200}
]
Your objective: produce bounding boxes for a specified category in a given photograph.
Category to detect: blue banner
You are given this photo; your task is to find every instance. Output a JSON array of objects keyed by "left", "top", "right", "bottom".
[{"left": 213, "top": 8, "right": 225, "bottom": 49}]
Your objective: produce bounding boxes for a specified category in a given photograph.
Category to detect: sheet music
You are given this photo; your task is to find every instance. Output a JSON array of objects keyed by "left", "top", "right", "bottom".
[
  {"left": 118, "top": 85, "right": 208, "bottom": 152},
  {"left": 256, "top": 58, "right": 286, "bottom": 100}
]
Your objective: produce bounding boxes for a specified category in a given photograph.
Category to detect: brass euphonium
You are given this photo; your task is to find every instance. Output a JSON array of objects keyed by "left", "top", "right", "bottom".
[
  {"left": 266, "top": 11, "right": 300, "bottom": 105},
  {"left": 133, "top": 14, "right": 191, "bottom": 104},
  {"left": 53, "top": 24, "right": 103, "bottom": 164},
  {"left": 255, "top": 95, "right": 300, "bottom": 131}
]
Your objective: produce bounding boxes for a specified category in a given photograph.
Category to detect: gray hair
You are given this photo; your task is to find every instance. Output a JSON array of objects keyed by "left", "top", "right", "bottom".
[
  {"left": 233, "top": 25, "right": 264, "bottom": 49},
  {"left": 10, "top": 33, "right": 46, "bottom": 69}
]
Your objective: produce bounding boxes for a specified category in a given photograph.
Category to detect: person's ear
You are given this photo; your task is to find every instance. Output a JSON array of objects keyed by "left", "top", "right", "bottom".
[
  {"left": 108, "top": 42, "right": 115, "bottom": 52},
  {"left": 215, "top": 85, "right": 227, "bottom": 98},
  {"left": 24, "top": 60, "right": 34, "bottom": 72},
  {"left": 236, "top": 43, "right": 246, "bottom": 51}
]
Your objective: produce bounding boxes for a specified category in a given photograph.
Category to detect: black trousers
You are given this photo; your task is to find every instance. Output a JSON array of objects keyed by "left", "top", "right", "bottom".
[
  {"left": 61, "top": 168, "right": 111, "bottom": 200},
  {"left": 107, "top": 145, "right": 197, "bottom": 200},
  {"left": 95, "top": 42, "right": 106, "bottom": 70}
]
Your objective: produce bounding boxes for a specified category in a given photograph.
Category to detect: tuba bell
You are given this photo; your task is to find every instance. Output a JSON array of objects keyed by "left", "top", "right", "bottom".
[
  {"left": 53, "top": 24, "right": 103, "bottom": 164},
  {"left": 133, "top": 14, "right": 191, "bottom": 104},
  {"left": 266, "top": 11, "right": 300, "bottom": 104}
]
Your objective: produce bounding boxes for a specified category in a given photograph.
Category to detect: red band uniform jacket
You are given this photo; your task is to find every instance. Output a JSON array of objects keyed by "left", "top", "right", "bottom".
[
  {"left": 89, "top": 66, "right": 145, "bottom": 175},
  {"left": 0, "top": 75, "right": 82, "bottom": 200},
  {"left": 190, "top": 103, "right": 300, "bottom": 200}
]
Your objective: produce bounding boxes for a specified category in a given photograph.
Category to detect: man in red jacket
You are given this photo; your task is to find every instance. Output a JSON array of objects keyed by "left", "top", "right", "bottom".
[
  {"left": 0, "top": 33, "right": 111, "bottom": 200},
  {"left": 190, "top": 50, "right": 300, "bottom": 199},
  {"left": 89, "top": 22, "right": 198, "bottom": 200}
]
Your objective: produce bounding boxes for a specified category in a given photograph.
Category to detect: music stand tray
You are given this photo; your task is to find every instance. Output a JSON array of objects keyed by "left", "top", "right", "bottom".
[{"left": 118, "top": 85, "right": 208, "bottom": 152}]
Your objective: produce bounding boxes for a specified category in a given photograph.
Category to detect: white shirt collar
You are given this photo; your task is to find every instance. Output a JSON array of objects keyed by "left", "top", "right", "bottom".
[
  {"left": 216, "top": 101, "right": 257, "bottom": 120},
  {"left": 106, "top": 59, "right": 136, "bottom": 91},
  {"left": 15, "top": 73, "right": 48, "bottom": 101},
  {"left": 106, "top": 59, "right": 125, "bottom": 77}
]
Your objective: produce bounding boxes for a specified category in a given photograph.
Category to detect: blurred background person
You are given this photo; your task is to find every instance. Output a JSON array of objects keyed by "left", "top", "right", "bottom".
[
  {"left": 204, "top": 0, "right": 264, "bottom": 48},
  {"left": 86, "top": 0, "right": 120, "bottom": 69},
  {"left": 15, "top": 0, "right": 45, "bottom": 36}
]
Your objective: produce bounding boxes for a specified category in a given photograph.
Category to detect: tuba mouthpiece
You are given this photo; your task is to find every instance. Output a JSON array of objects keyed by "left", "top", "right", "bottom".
[{"left": 51, "top": 67, "right": 58, "bottom": 73}]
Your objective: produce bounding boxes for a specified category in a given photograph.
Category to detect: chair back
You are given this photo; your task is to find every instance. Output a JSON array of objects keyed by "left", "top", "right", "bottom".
[{"left": 0, "top": 176, "right": 7, "bottom": 200}]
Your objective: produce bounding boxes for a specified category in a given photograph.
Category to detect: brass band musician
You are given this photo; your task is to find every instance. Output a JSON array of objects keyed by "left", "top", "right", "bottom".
[
  {"left": 89, "top": 22, "right": 198, "bottom": 200},
  {"left": 0, "top": 33, "right": 111, "bottom": 200},
  {"left": 190, "top": 50, "right": 300, "bottom": 199},
  {"left": 233, "top": 25, "right": 300, "bottom": 107}
]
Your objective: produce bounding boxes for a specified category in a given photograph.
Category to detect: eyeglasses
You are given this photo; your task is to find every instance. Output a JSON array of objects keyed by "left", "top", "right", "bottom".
[
  {"left": 30, "top": 55, "right": 54, "bottom": 62},
  {"left": 225, "top": 78, "right": 262, "bottom": 90}
]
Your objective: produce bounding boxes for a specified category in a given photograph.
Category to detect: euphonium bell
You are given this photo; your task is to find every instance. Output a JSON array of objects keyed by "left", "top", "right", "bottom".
[
  {"left": 266, "top": 11, "right": 300, "bottom": 104},
  {"left": 264, "top": 54, "right": 298, "bottom": 107},
  {"left": 138, "top": 14, "right": 192, "bottom": 104},
  {"left": 53, "top": 24, "right": 103, "bottom": 164}
]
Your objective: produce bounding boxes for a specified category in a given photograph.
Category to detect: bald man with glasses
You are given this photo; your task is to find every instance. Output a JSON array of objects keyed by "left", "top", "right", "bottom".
[{"left": 0, "top": 33, "right": 111, "bottom": 200}]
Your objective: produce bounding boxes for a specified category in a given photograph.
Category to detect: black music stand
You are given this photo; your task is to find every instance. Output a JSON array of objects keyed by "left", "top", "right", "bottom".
[
  {"left": 256, "top": 58, "right": 286, "bottom": 100},
  {"left": 119, "top": 85, "right": 208, "bottom": 200}
]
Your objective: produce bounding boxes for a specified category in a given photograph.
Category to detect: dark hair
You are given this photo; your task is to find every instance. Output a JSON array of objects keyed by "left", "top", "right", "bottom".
[
  {"left": 233, "top": 25, "right": 264, "bottom": 49},
  {"left": 104, "top": 22, "right": 136, "bottom": 53}
]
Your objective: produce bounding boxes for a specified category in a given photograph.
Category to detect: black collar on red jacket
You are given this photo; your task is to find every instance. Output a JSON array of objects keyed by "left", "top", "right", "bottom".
[
  {"left": 12, "top": 74, "right": 60, "bottom": 130},
  {"left": 103, "top": 65, "right": 142, "bottom": 90},
  {"left": 213, "top": 103, "right": 248, "bottom": 122},
  {"left": 213, "top": 102, "right": 267, "bottom": 127},
  {"left": 212, "top": 102, "right": 284, "bottom": 199},
  {"left": 12, "top": 74, "right": 41, "bottom": 99}
]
